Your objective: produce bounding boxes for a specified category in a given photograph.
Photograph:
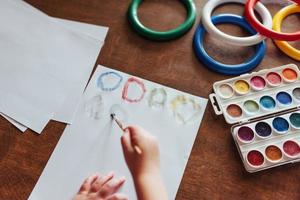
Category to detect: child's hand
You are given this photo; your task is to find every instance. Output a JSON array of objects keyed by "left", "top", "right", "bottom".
[
  {"left": 121, "top": 126, "right": 168, "bottom": 200},
  {"left": 72, "top": 172, "right": 127, "bottom": 200},
  {"left": 120, "top": 125, "right": 160, "bottom": 179}
]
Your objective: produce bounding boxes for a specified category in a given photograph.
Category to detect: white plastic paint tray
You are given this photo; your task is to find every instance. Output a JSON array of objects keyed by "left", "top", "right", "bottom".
[{"left": 209, "top": 64, "right": 300, "bottom": 172}]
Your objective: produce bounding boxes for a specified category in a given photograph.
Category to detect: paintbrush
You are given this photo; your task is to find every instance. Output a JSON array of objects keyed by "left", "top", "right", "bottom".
[{"left": 111, "top": 113, "right": 142, "bottom": 155}]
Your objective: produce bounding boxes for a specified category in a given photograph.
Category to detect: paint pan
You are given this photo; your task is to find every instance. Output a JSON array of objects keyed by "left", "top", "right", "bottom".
[
  {"left": 226, "top": 104, "right": 242, "bottom": 118},
  {"left": 282, "top": 68, "right": 298, "bottom": 83},
  {"left": 243, "top": 100, "right": 260, "bottom": 115},
  {"left": 237, "top": 126, "right": 255, "bottom": 143},
  {"left": 272, "top": 117, "right": 289, "bottom": 134},
  {"left": 276, "top": 92, "right": 292, "bottom": 106},
  {"left": 293, "top": 88, "right": 300, "bottom": 101},
  {"left": 217, "top": 83, "right": 234, "bottom": 99},
  {"left": 265, "top": 145, "right": 283, "bottom": 163},
  {"left": 234, "top": 80, "right": 250, "bottom": 95},
  {"left": 250, "top": 76, "right": 266, "bottom": 91},
  {"left": 211, "top": 64, "right": 300, "bottom": 172},
  {"left": 290, "top": 113, "right": 300, "bottom": 130},
  {"left": 255, "top": 122, "right": 272, "bottom": 138},
  {"left": 266, "top": 72, "right": 282, "bottom": 87},
  {"left": 259, "top": 96, "right": 276, "bottom": 110},
  {"left": 246, "top": 150, "right": 265, "bottom": 168},
  {"left": 283, "top": 140, "right": 300, "bottom": 158}
]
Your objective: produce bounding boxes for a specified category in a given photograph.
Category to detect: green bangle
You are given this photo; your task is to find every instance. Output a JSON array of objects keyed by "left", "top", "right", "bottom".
[{"left": 128, "top": 0, "right": 197, "bottom": 41}]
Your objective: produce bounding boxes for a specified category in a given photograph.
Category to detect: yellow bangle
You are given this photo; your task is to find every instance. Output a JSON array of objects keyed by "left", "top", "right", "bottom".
[{"left": 273, "top": 4, "right": 300, "bottom": 61}]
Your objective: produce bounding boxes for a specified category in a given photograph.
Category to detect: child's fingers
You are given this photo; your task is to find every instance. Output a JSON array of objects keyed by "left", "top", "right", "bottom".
[
  {"left": 121, "top": 129, "right": 134, "bottom": 154},
  {"left": 125, "top": 126, "right": 144, "bottom": 147},
  {"left": 107, "top": 177, "right": 126, "bottom": 194},
  {"left": 90, "top": 172, "right": 114, "bottom": 193},
  {"left": 77, "top": 174, "right": 98, "bottom": 195},
  {"left": 106, "top": 193, "right": 128, "bottom": 200},
  {"left": 98, "top": 177, "right": 126, "bottom": 197}
]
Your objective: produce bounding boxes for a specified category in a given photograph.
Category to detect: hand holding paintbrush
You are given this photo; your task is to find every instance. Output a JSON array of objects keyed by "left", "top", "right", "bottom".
[
  {"left": 119, "top": 124, "right": 168, "bottom": 200},
  {"left": 75, "top": 121, "right": 168, "bottom": 200},
  {"left": 111, "top": 113, "right": 142, "bottom": 154}
]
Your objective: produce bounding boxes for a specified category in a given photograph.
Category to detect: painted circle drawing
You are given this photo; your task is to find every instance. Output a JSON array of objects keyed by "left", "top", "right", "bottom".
[
  {"left": 97, "top": 71, "right": 123, "bottom": 92},
  {"left": 84, "top": 94, "right": 105, "bottom": 120},
  {"left": 171, "top": 95, "right": 201, "bottom": 124},
  {"left": 148, "top": 88, "right": 167, "bottom": 108},
  {"left": 122, "top": 77, "right": 146, "bottom": 103},
  {"left": 109, "top": 104, "right": 128, "bottom": 123}
]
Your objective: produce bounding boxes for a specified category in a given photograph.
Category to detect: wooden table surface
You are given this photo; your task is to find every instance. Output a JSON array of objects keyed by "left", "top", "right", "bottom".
[{"left": 1, "top": 0, "right": 300, "bottom": 199}]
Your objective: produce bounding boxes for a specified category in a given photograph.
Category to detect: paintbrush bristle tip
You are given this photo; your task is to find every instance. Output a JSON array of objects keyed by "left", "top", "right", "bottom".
[{"left": 110, "top": 113, "right": 115, "bottom": 118}]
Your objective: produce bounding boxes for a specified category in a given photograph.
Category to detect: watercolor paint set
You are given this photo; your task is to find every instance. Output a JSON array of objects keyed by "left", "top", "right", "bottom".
[{"left": 210, "top": 64, "right": 300, "bottom": 172}]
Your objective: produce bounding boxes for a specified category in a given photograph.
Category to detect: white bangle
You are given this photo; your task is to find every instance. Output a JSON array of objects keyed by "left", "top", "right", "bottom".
[{"left": 201, "top": 0, "right": 272, "bottom": 46}]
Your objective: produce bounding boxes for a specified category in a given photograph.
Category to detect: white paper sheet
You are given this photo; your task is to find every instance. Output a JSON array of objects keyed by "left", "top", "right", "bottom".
[
  {"left": 29, "top": 66, "right": 207, "bottom": 200},
  {"left": 51, "top": 18, "right": 108, "bottom": 123},
  {"left": 12, "top": 0, "right": 109, "bottom": 125},
  {"left": 12, "top": 0, "right": 108, "bottom": 43},
  {"left": 0, "top": 18, "right": 108, "bottom": 132},
  {"left": 1, "top": 1, "right": 108, "bottom": 132},
  {"left": 13, "top": 0, "right": 108, "bottom": 42},
  {"left": 0, "top": 113, "right": 27, "bottom": 132},
  {"left": 54, "top": 19, "right": 108, "bottom": 42},
  {"left": 0, "top": 0, "right": 102, "bottom": 133}
]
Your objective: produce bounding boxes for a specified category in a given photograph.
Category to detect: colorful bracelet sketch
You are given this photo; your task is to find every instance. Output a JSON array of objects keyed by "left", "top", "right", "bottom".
[
  {"left": 122, "top": 77, "right": 147, "bottom": 103},
  {"left": 148, "top": 88, "right": 167, "bottom": 108},
  {"left": 97, "top": 71, "right": 123, "bottom": 92},
  {"left": 109, "top": 104, "right": 128, "bottom": 123},
  {"left": 94, "top": 71, "right": 202, "bottom": 124},
  {"left": 85, "top": 94, "right": 105, "bottom": 120},
  {"left": 171, "top": 95, "right": 201, "bottom": 124}
]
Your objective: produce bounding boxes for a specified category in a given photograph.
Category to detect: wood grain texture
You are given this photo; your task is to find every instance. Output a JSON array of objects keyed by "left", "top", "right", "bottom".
[{"left": 1, "top": 0, "right": 300, "bottom": 199}]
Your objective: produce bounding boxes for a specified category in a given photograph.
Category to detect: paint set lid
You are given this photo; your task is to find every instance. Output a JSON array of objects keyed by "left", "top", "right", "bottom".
[{"left": 210, "top": 64, "right": 300, "bottom": 125}]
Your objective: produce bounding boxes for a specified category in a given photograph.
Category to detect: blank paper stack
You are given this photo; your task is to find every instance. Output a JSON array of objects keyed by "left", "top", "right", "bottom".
[{"left": 0, "top": 0, "right": 109, "bottom": 133}]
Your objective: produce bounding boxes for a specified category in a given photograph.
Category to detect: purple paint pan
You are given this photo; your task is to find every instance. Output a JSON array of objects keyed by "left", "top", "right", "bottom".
[{"left": 237, "top": 126, "right": 255, "bottom": 143}]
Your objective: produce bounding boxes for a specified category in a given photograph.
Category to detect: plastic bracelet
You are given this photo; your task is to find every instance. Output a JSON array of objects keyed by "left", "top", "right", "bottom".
[
  {"left": 245, "top": 0, "right": 300, "bottom": 41},
  {"left": 193, "top": 14, "right": 266, "bottom": 75},
  {"left": 273, "top": 4, "right": 300, "bottom": 61},
  {"left": 202, "top": 0, "right": 272, "bottom": 46},
  {"left": 127, "top": 0, "right": 196, "bottom": 41}
]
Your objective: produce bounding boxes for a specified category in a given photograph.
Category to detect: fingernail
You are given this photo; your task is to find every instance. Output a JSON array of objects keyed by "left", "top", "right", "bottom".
[
  {"left": 119, "top": 176, "right": 126, "bottom": 183},
  {"left": 89, "top": 174, "right": 96, "bottom": 179},
  {"left": 107, "top": 171, "right": 114, "bottom": 177}
]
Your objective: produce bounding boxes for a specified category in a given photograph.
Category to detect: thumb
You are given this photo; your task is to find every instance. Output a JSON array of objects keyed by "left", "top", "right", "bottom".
[{"left": 121, "top": 129, "right": 134, "bottom": 154}]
